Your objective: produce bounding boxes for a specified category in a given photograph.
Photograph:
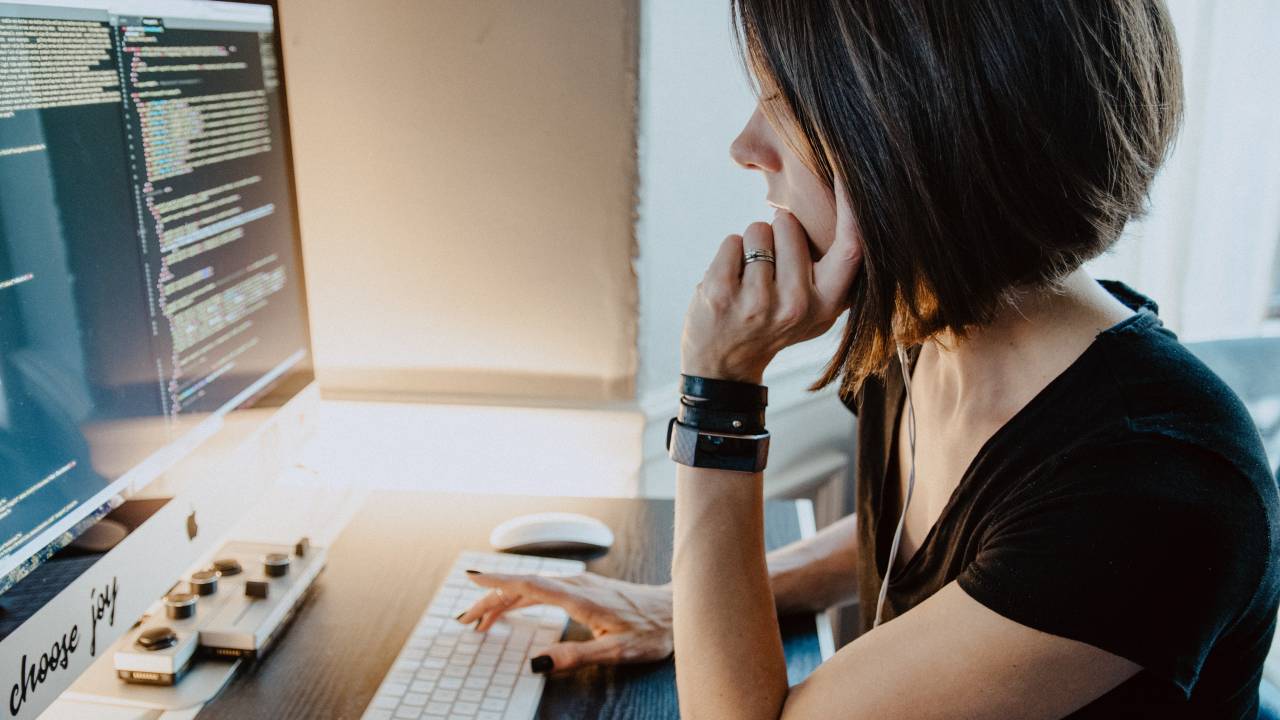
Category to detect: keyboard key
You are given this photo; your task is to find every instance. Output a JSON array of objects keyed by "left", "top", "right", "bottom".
[
  {"left": 431, "top": 689, "right": 457, "bottom": 703},
  {"left": 459, "top": 688, "right": 484, "bottom": 702},
  {"left": 383, "top": 682, "right": 408, "bottom": 697}
]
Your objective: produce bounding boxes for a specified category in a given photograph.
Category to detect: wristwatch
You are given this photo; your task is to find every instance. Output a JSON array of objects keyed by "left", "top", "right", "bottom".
[{"left": 666, "top": 418, "right": 770, "bottom": 473}]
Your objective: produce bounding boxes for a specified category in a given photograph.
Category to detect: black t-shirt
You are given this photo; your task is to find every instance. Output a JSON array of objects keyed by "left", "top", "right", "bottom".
[{"left": 843, "top": 281, "right": 1280, "bottom": 718}]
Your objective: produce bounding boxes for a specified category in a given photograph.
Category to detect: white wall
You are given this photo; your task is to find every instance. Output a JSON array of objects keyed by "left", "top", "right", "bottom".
[
  {"left": 278, "top": 0, "right": 852, "bottom": 498},
  {"left": 1087, "top": 0, "right": 1280, "bottom": 340},
  {"left": 272, "top": 0, "right": 1278, "bottom": 499},
  {"left": 634, "top": 1, "right": 854, "bottom": 497},
  {"left": 278, "top": 0, "right": 640, "bottom": 404}
]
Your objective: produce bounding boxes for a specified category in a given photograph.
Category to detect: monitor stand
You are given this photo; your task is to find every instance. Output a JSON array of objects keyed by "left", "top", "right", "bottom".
[{"left": 68, "top": 520, "right": 129, "bottom": 554}]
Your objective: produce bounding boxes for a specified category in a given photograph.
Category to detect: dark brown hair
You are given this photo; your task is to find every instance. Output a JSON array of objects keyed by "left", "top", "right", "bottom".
[{"left": 730, "top": 0, "right": 1184, "bottom": 397}]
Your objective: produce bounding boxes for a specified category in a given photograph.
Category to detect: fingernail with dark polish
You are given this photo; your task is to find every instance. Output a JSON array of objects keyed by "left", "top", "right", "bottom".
[
  {"left": 455, "top": 611, "right": 466, "bottom": 621},
  {"left": 474, "top": 620, "right": 481, "bottom": 631},
  {"left": 530, "top": 655, "right": 554, "bottom": 674},
  {"left": 465, "top": 569, "right": 482, "bottom": 575}
]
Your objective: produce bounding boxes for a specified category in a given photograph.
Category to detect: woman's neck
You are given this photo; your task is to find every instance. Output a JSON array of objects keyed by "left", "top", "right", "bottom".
[{"left": 920, "top": 270, "right": 1135, "bottom": 420}]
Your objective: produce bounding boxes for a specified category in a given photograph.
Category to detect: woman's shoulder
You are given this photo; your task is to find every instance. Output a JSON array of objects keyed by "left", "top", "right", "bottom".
[
  {"left": 1087, "top": 304, "right": 1273, "bottom": 485},
  {"left": 1039, "top": 306, "right": 1278, "bottom": 538}
]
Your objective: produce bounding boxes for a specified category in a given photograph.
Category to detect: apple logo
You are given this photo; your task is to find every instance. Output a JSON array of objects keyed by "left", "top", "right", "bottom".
[{"left": 186, "top": 510, "right": 198, "bottom": 540}]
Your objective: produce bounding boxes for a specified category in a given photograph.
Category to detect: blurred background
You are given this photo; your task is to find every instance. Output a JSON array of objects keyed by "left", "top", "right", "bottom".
[{"left": 274, "top": 0, "right": 1279, "bottom": 517}]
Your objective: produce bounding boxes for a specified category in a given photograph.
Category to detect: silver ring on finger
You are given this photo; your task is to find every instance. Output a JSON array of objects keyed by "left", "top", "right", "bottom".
[
  {"left": 495, "top": 588, "right": 512, "bottom": 606},
  {"left": 744, "top": 249, "right": 776, "bottom": 265}
]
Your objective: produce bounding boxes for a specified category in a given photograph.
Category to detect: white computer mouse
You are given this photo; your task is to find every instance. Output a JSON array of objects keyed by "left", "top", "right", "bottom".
[{"left": 489, "top": 512, "right": 615, "bottom": 553}]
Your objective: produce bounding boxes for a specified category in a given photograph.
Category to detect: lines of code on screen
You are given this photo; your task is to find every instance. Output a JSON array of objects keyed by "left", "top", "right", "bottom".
[
  {"left": 0, "top": 4, "right": 307, "bottom": 579},
  {"left": 116, "top": 17, "right": 306, "bottom": 419},
  {"left": 0, "top": 16, "right": 120, "bottom": 115}
]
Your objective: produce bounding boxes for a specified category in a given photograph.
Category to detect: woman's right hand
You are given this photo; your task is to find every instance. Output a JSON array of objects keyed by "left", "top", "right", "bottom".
[{"left": 456, "top": 570, "right": 673, "bottom": 673}]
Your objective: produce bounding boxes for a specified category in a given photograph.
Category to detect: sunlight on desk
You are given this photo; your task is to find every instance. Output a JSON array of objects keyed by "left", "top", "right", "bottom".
[{"left": 299, "top": 400, "right": 646, "bottom": 497}]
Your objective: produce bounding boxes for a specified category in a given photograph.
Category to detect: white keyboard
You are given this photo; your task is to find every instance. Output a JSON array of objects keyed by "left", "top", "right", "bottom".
[{"left": 362, "top": 551, "right": 585, "bottom": 720}]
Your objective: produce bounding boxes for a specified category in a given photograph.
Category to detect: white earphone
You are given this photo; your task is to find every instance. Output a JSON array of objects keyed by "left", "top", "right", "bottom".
[{"left": 874, "top": 343, "right": 918, "bottom": 628}]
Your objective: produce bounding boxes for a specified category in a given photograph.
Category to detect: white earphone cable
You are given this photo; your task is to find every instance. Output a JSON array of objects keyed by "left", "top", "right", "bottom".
[{"left": 874, "top": 344, "right": 918, "bottom": 628}]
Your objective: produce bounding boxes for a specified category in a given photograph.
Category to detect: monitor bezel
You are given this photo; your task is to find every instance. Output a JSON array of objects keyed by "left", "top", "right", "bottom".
[
  {"left": 0, "top": 0, "right": 317, "bottom": 585},
  {"left": 0, "top": 3, "right": 320, "bottom": 715}
]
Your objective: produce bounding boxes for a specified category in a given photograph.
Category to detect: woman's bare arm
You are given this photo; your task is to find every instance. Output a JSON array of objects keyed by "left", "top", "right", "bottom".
[{"left": 673, "top": 464, "right": 788, "bottom": 719}]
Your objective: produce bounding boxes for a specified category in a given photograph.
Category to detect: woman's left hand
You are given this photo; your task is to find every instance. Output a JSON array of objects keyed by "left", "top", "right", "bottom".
[{"left": 680, "top": 176, "right": 863, "bottom": 384}]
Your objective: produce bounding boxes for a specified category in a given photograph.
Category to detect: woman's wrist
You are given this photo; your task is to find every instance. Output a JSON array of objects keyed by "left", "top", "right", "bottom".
[
  {"left": 680, "top": 365, "right": 765, "bottom": 385},
  {"left": 680, "top": 351, "right": 769, "bottom": 385}
]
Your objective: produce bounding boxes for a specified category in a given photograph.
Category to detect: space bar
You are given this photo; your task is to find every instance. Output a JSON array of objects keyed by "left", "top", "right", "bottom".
[{"left": 503, "top": 676, "right": 543, "bottom": 720}]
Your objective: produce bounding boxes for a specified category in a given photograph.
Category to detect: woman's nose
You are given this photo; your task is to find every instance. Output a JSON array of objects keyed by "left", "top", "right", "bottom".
[{"left": 730, "top": 107, "right": 782, "bottom": 173}]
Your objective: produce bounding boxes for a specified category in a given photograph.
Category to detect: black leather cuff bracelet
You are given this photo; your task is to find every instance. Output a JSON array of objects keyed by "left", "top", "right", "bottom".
[
  {"left": 680, "top": 374, "right": 767, "bottom": 409},
  {"left": 678, "top": 397, "right": 766, "bottom": 434}
]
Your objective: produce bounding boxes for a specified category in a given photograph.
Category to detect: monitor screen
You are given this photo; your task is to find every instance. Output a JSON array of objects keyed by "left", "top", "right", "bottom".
[{"left": 0, "top": 0, "right": 311, "bottom": 588}]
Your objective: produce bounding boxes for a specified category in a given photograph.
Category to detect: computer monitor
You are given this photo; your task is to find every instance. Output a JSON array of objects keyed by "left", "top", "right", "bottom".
[{"left": 0, "top": 1, "right": 313, "bottom": 715}]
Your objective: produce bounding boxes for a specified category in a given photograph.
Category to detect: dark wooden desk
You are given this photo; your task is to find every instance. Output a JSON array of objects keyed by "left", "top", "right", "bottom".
[{"left": 199, "top": 492, "right": 825, "bottom": 719}]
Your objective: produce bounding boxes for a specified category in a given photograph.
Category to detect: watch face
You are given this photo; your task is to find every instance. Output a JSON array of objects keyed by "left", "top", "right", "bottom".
[{"left": 667, "top": 420, "right": 769, "bottom": 472}]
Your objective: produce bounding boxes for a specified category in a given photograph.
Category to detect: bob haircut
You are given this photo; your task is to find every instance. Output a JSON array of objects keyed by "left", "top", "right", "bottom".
[{"left": 730, "top": 0, "right": 1184, "bottom": 396}]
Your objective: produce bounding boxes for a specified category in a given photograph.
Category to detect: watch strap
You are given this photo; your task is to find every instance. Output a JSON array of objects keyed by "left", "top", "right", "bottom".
[
  {"left": 680, "top": 374, "right": 768, "bottom": 409},
  {"left": 677, "top": 399, "right": 766, "bottom": 434}
]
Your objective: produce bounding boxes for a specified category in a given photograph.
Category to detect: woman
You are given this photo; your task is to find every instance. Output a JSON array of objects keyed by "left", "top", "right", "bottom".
[{"left": 460, "top": 1, "right": 1280, "bottom": 717}]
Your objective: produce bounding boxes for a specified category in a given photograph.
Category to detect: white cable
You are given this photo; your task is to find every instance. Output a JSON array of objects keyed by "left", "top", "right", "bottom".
[{"left": 874, "top": 344, "right": 918, "bottom": 628}]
